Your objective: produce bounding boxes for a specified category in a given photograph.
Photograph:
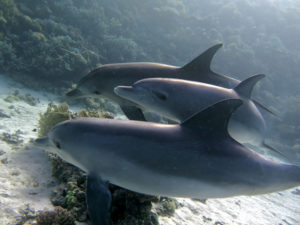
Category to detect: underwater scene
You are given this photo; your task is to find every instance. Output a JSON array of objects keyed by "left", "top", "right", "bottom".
[{"left": 0, "top": 0, "right": 300, "bottom": 224}]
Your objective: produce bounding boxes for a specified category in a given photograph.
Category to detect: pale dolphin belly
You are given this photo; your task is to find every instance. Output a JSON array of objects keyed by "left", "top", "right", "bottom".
[{"left": 90, "top": 155, "right": 255, "bottom": 199}]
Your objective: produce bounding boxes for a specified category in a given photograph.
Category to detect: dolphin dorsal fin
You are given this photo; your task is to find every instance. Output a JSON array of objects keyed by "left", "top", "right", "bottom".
[
  {"left": 181, "top": 99, "right": 243, "bottom": 134},
  {"left": 181, "top": 43, "right": 223, "bottom": 73},
  {"left": 233, "top": 74, "right": 265, "bottom": 98}
]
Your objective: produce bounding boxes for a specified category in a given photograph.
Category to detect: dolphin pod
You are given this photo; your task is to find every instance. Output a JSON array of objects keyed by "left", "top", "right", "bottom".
[
  {"left": 36, "top": 99, "right": 300, "bottom": 225},
  {"left": 66, "top": 43, "right": 273, "bottom": 121},
  {"left": 35, "top": 43, "right": 295, "bottom": 225},
  {"left": 114, "top": 74, "right": 266, "bottom": 148}
]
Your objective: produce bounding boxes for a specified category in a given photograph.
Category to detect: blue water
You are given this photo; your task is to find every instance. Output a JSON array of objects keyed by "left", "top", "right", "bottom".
[{"left": 0, "top": 0, "right": 299, "bottom": 224}]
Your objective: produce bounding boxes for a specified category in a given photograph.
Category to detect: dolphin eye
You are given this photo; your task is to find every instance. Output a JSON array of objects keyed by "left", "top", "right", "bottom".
[
  {"left": 152, "top": 90, "right": 167, "bottom": 101},
  {"left": 54, "top": 141, "right": 61, "bottom": 149},
  {"left": 93, "top": 90, "right": 100, "bottom": 95}
]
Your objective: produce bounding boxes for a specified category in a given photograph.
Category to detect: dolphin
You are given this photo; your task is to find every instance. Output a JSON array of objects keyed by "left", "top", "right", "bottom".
[
  {"left": 35, "top": 99, "right": 300, "bottom": 225},
  {"left": 114, "top": 74, "right": 267, "bottom": 148},
  {"left": 65, "top": 44, "right": 274, "bottom": 120}
]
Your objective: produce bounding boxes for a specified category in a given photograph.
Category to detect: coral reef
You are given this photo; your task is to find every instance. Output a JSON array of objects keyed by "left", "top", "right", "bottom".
[
  {"left": 67, "top": 96, "right": 120, "bottom": 116},
  {"left": 0, "top": 109, "right": 10, "bottom": 118},
  {"left": 1, "top": 157, "right": 8, "bottom": 164},
  {"left": 0, "top": 149, "right": 6, "bottom": 156},
  {"left": 14, "top": 204, "right": 36, "bottom": 225},
  {"left": 38, "top": 103, "right": 71, "bottom": 137},
  {"left": 76, "top": 108, "right": 114, "bottom": 119},
  {"left": 3, "top": 89, "right": 40, "bottom": 106},
  {"left": 1, "top": 0, "right": 299, "bottom": 91},
  {"left": 153, "top": 197, "right": 179, "bottom": 217},
  {"left": 0, "top": 0, "right": 145, "bottom": 89},
  {"left": 36, "top": 206, "right": 75, "bottom": 225},
  {"left": 1, "top": 129, "right": 23, "bottom": 144},
  {"left": 50, "top": 157, "right": 87, "bottom": 221},
  {"left": 110, "top": 185, "right": 160, "bottom": 225},
  {"left": 37, "top": 102, "right": 114, "bottom": 138}
]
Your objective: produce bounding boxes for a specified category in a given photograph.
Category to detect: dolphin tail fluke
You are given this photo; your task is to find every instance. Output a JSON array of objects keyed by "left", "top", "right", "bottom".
[
  {"left": 233, "top": 74, "right": 265, "bottom": 98},
  {"left": 181, "top": 43, "right": 223, "bottom": 74},
  {"left": 253, "top": 99, "right": 279, "bottom": 117},
  {"left": 182, "top": 99, "right": 243, "bottom": 135},
  {"left": 262, "top": 141, "right": 288, "bottom": 160},
  {"left": 86, "top": 173, "right": 112, "bottom": 225}
]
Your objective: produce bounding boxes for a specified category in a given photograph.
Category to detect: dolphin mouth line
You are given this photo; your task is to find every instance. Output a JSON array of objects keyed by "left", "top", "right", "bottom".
[
  {"left": 33, "top": 137, "right": 58, "bottom": 153},
  {"left": 114, "top": 85, "right": 131, "bottom": 93},
  {"left": 114, "top": 86, "right": 135, "bottom": 99},
  {"left": 65, "top": 88, "right": 82, "bottom": 98},
  {"left": 35, "top": 137, "right": 49, "bottom": 146}
]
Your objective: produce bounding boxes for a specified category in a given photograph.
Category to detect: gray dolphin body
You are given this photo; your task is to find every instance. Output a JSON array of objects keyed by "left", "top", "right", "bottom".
[
  {"left": 66, "top": 44, "right": 242, "bottom": 120},
  {"left": 36, "top": 99, "right": 300, "bottom": 225},
  {"left": 114, "top": 75, "right": 266, "bottom": 147}
]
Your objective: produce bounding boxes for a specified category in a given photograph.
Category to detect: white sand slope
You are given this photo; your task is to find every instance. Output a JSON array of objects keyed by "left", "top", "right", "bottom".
[
  {"left": 0, "top": 74, "right": 299, "bottom": 225},
  {"left": 0, "top": 75, "right": 56, "bottom": 224},
  {"left": 160, "top": 192, "right": 300, "bottom": 225}
]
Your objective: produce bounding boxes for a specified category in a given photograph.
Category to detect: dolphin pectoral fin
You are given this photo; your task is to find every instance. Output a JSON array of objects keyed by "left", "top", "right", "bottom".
[
  {"left": 181, "top": 43, "right": 223, "bottom": 73},
  {"left": 86, "top": 173, "right": 112, "bottom": 225},
  {"left": 262, "top": 141, "right": 288, "bottom": 160},
  {"left": 253, "top": 99, "right": 279, "bottom": 117},
  {"left": 233, "top": 74, "right": 265, "bottom": 98},
  {"left": 120, "top": 105, "right": 146, "bottom": 121}
]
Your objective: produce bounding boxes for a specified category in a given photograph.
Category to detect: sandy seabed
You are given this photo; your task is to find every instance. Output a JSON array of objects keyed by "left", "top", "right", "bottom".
[{"left": 0, "top": 74, "right": 299, "bottom": 225}]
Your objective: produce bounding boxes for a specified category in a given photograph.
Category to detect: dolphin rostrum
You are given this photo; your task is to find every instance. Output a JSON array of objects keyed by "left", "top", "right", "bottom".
[
  {"left": 114, "top": 74, "right": 267, "bottom": 148},
  {"left": 35, "top": 99, "right": 299, "bottom": 225},
  {"left": 66, "top": 44, "right": 273, "bottom": 120}
]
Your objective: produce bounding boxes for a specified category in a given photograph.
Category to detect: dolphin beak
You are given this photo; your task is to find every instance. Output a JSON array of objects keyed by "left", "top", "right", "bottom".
[
  {"left": 114, "top": 86, "right": 134, "bottom": 99},
  {"left": 35, "top": 137, "right": 50, "bottom": 146},
  {"left": 66, "top": 88, "right": 82, "bottom": 98},
  {"left": 34, "top": 137, "right": 57, "bottom": 153}
]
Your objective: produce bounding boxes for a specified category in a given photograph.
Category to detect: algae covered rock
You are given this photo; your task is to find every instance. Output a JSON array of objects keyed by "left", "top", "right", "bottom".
[
  {"left": 50, "top": 156, "right": 88, "bottom": 221},
  {"left": 38, "top": 102, "right": 114, "bottom": 139},
  {"left": 36, "top": 206, "right": 75, "bottom": 225},
  {"left": 153, "top": 197, "right": 179, "bottom": 217},
  {"left": 1, "top": 129, "right": 23, "bottom": 145},
  {"left": 38, "top": 103, "right": 71, "bottom": 137},
  {"left": 110, "top": 186, "right": 160, "bottom": 225},
  {"left": 76, "top": 108, "right": 114, "bottom": 119},
  {"left": 14, "top": 204, "right": 37, "bottom": 225},
  {"left": 3, "top": 89, "right": 40, "bottom": 106},
  {"left": 0, "top": 0, "right": 20, "bottom": 29}
]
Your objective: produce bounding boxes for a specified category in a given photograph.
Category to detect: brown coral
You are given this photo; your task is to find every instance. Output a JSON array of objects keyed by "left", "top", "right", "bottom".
[
  {"left": 38, "top": 103, "right": 72, "bottom": 137},
  {"left": 36, "top": 206, "right": 75, "bottom": 225}
]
